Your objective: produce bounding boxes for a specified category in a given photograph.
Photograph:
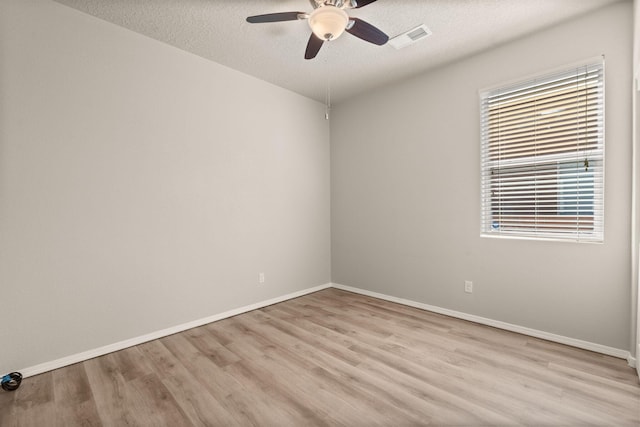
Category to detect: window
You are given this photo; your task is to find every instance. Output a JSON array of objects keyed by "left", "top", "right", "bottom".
[{"left": 480, "top": 59, "right": 604, "bottom": 242}]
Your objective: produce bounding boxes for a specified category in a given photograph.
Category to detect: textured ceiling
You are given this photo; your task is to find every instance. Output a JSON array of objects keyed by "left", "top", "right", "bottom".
[{"left": 53, "top": 0, "right": 621, "bottom": 104}]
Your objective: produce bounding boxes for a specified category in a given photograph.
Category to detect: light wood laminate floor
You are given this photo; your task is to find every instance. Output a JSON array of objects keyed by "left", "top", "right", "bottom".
[{"left": 1, "top": 288, "right": 639, "bottom": 426}]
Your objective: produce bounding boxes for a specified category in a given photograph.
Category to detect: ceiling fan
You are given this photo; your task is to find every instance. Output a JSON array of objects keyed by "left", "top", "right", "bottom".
[{"left": 246, "top": 0, "right": 389, "bottom": 60}]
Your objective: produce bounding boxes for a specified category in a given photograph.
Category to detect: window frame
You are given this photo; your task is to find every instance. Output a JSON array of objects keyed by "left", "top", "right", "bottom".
[{"left": 479, "top": 58, "right": 605, "bottom": 243}]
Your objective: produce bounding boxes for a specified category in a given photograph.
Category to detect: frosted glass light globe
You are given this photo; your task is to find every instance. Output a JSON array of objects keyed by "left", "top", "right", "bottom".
[{"left": 308, "top": 6, "right": 349, "bottom": 41}]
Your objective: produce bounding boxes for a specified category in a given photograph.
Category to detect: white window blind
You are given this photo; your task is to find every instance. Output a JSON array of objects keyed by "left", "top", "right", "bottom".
[{"left": 480, "top": 59, "right": 604, "bottom": 242}]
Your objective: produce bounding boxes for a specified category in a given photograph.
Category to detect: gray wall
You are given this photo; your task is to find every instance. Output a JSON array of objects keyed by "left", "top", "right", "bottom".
[
  {"left": 633, "top": 0, "right": 640, "bottom": 369},
  {"left": 0, "top": 0, "right": 330, "bottom": 374},
  {"left": 331, "top": 2, "right": 633, "bottom": 350},
  {"left": 0, "top": 0, "right": 634, "bottom": 376}
]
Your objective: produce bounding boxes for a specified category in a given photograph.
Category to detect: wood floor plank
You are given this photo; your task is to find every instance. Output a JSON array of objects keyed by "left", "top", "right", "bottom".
[
  {"left": 0, "top": 382, "right": 17, "bottom": 427},
  {"left": 256, "top": 323, "right": 440, "bottom": 424},
  {"left": 183, "top": 327, "right": 241, "bottom": 367},
  {"left": 12, "top": 370, "right": 56, "bottom": 427},
  {"left": 3, "top": 288, "right": 639, "bottom": 426},
  {"left": 123, "top": 373, "right": 191, "bottom": 427},
  {"left": 224, "top": 358, "right": 335, "bottom": 426},
  {"left": 136, "top": 339, "right": 240, "bottom": 426},
  {"left": 83, "top": 353, "right": 141, "bottom": 426},
  {"left": 159, "top": 332, "right": 246, "bottom": 401},
  {"left": 236, "top": 313, "right": 431, "bottom": 425},
  {"left": 375, "top": 337, "right": 607, "bottom": 426},
  {"left": 52, "top": 363, "right": 103, "bottom": 427}
]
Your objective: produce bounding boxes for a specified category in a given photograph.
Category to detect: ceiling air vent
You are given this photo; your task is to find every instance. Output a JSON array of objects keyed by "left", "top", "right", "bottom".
[{"left": 388, "top": 24, "right": 432, "bottom": 50}]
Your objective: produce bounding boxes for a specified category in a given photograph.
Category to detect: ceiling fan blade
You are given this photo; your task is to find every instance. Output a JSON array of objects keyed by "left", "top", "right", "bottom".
[
  {"left": 346, "top": 18, "right": 389, "bottom": 45},
  {"left": 246, "top": 12, "right": 304, "bottom": 23},
  {"left": 352, "top": 0, "right": 379, "bottom": 8},
  {"left": 305, "top": 33, "right": 324, "bottom": 60}
]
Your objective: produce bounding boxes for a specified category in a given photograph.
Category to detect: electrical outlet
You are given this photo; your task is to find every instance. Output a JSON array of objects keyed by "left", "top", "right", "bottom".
[
  {"left": 464, "top": 280, "right": 473, "bottom": 293},
  {"left": 259, "top": 273, "right": 265, "bottom": 284}
]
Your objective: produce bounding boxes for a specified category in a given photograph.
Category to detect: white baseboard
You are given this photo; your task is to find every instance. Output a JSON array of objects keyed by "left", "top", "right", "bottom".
[
  {"left": 19, "top": 283, "right": 332, "bottom": 378},
  {"left": 331, "top": 283, "right": 633, "bottom": 363},
  {"left": 17, "top": 281, "right": 634, "bottom": 378}
]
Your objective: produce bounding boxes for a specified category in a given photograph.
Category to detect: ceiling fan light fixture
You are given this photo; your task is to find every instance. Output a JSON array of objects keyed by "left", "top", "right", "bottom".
[{"left": 308, "top": 6, "right": 349, "bottom": 41}]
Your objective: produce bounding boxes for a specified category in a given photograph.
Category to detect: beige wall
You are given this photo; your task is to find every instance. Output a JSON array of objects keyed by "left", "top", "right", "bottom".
[
  {"left": 0, "top": 0, "right": 331, "bottom": 374},
  {"left": 331, "top": 2, "right": 633, "bottom": 350}
]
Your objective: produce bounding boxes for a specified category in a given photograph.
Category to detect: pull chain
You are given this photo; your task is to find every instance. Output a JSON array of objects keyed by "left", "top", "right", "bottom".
[{"left": 325, "top": 79, "right": 331, "bottom": 120}]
